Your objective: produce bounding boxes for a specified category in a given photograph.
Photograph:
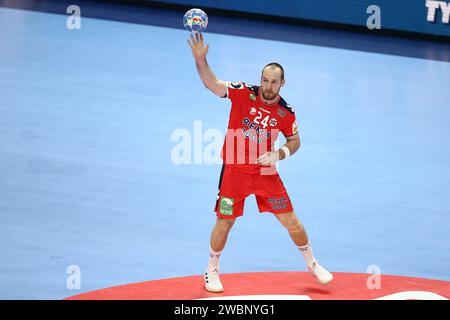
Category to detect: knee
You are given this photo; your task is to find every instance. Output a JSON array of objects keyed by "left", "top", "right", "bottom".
[
  {"left": 216, "top": 217, "right": 235, "bottom": 232},
  {"left": 284, "top": 217, "right": 304, "bottom": 233}
]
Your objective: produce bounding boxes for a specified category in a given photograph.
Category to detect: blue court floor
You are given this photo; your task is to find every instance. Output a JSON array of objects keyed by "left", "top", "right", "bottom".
[{"left": 0, "top": 5, "right": 449, "bottom": 299}]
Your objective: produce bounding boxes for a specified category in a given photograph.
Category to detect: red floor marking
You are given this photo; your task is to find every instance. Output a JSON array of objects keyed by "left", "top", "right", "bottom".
[{"left": 65, "top": 272, "right": 450, "bottom": 300}]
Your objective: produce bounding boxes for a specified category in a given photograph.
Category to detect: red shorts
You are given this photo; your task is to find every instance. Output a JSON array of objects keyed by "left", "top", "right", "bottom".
[{"left": 214, "top": 164, "right": 294, "bottom": 218}]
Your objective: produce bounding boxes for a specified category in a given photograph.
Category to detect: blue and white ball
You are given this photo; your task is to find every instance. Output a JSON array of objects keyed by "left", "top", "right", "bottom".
[{"left": 183, "top": 8, "right": 208, "bottom": 34}]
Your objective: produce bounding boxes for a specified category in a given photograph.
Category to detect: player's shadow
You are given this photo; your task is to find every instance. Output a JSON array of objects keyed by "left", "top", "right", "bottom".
[{"left": 301, "top": 287, "right": 332, "bottom": 295}]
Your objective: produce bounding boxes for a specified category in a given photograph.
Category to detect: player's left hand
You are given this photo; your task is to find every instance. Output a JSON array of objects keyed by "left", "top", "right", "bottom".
[
  {"left": 188, "top": 32, "right": 209, "bottom": 62},
  {"left": 256, "top": 151, "right": 280, "bottom": 166}
]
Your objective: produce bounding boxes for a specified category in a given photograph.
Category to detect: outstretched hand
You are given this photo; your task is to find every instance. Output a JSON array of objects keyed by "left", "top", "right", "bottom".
[{"left": 187, "top": 33, "right": 209, "bottom": 61}]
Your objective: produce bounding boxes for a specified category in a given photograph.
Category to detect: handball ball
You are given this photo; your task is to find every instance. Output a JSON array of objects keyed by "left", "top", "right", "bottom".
[{"left": 183, "top": 8, "right": 208, "bottom": 34}]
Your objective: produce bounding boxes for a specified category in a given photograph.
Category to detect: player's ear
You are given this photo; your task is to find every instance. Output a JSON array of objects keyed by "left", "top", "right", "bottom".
[{"left": 281, "top": 78, "right": 285, "bottom": 87}]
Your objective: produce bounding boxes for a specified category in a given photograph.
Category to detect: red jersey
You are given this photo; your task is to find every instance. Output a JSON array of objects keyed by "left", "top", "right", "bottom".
[{"left": 221, "top": 81, "right": 298, "bottom": 173}]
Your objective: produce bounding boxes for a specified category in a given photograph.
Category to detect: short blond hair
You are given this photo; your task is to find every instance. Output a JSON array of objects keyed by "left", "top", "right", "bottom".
[{"left": 262, "top": 62, "right": 284, "bottom": 81}]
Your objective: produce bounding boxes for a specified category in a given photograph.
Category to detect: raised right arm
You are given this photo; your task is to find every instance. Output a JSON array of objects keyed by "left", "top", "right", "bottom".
[{"left": 188, "top": 33, "right": 227, "bottom": 98}]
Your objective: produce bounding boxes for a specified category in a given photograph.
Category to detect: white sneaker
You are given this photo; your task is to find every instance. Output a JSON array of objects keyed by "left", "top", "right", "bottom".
[
  {"left": 204, "top": 268, "right": 224, "bottom": 293},
  {"left": 308, "top": 262, "right": 333, "bottom": 285}
]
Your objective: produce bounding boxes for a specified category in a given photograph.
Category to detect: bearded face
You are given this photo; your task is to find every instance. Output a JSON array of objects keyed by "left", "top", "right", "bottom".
[
  {"left": 260, "top": 67, "right": 284, "bottom": 102},
  {"left": 261, "top": 86, "right": 279, "bottom": 100}
]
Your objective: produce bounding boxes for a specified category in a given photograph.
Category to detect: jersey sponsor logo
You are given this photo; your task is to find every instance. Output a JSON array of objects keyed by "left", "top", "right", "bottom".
[
  {"left": 242, "top": 129, "right": 267, "bottom": 144},
  {"left": 219, "top": 197, "right": 234, "bottom": 216},
  {"left": 242, "top": 117, "right": 271, "bottom": 143},
  {"left": 249, "top": 107, "right": 257, "bottom": 115},
  {"left": 292, "top": 121, "right": 298, "bottom": 135}
]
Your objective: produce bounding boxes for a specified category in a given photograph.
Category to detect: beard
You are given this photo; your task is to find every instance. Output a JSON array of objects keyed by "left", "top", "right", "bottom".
[{"left": 261, "top": 89, "right": 278, "bottom": 101}]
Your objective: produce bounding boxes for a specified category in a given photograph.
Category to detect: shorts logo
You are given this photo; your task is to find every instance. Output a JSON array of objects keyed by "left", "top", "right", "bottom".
[
  {"left": 268, "top": 197, "right": 287, "bottom": 204},
  {"left": 268, "top": 197, "right": 288, "bottom": 210},
  {"left": 220, "top": 197, "right": 234, "bottom": 216},
  {"left": 249, "top": 107, "right": 257, "bottom": 115}
]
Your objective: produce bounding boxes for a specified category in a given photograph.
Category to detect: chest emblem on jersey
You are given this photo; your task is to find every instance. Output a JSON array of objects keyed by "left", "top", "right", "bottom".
[
  {"left": 269, "top": 118, "right": 277, "bottom": 127},
  {"left": 249, "top": 93, "right": 256, "bottom": 101},
  {"left": 277, "top": 108, "right": 287, "bottom": 118},
  {"left": 249, "top": 107, "right": 257, "bottom": 115}
]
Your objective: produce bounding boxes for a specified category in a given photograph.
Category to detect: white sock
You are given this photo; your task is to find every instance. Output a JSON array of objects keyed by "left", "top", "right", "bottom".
[
  {"left": 208, "top": 247, "right": 222, "bottom": 272},
  {"left": 297, "top": 243, "right": 317, "bottom": 268}
]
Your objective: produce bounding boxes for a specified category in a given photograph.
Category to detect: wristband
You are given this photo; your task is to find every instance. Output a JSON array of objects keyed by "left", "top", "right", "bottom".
[{"left": 280, "top": 146, "right": 290, "bottom": 159}]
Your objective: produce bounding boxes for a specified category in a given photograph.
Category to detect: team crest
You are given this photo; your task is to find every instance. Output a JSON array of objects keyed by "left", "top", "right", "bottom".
[
  {"left": 277, "top": 108, "right": 286, "bottom": 118},
  {"left": 249, "top": 93, "right": 256, "bottom": 101},
  {"left": 269, "top": 118, "right": 277, "bottom": 127}
]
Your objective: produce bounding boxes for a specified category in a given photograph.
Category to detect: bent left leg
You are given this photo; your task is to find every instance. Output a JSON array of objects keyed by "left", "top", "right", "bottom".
[
  {"left": 274, "top": 211, "right": 317, "bottom": 268},
  {"left": 274, "top": 211, "right": 309, "bottom": 247},
  {"left": 275, "top": 211, "right": 334, "bottom": 284}
]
